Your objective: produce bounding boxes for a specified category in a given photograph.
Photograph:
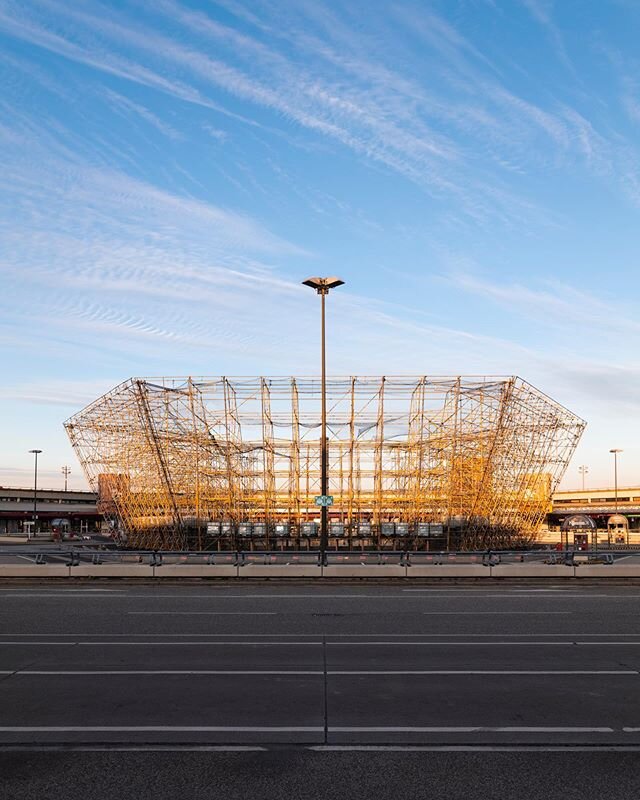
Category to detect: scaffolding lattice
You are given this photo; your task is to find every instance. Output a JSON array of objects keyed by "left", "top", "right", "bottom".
[{"left": 64, "top": 376, "right": 586, "bottom": 549}]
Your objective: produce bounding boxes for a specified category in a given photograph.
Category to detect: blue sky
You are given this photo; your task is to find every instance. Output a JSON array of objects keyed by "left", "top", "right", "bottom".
[{"left": 1, "top": 0, "right": 640, "bottom": 491}]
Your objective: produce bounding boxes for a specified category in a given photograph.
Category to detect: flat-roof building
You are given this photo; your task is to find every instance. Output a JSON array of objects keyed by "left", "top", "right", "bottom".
[
  {"left": 545, "top": 486, "right": 640, "bottom": 546},
  {"left": 0, "top": 487, "right": 99, "bottom": 536}
]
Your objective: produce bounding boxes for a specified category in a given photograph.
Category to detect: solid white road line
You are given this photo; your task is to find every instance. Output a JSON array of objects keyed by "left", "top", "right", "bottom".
[
  {"left": 0, "top": 745, "right": 269, "bottom": 752},
  {"left": 0, "top": 725, "right": 621, "bottom": 734},
  {"left": 328, "top": 641, "right": 640, "bottom": 646},
  {"left": 3, "top": 633, "right": 640, "bottom": 638},
  {"left": 329, "top": 726, "right": 616, "bottom": 733},
  {"left": 127, "top": 612, "right": 277, "bottom": 615},
  {"left": 17, "top": 670, "right": 324, "bottom": 676},
  {"left": 328, "top": 670, "right": 637, "bottom": 676},
  {"left": 421, "top": 611, "right": 570, "bottom": 615},
  {"left": 0, "top": 641, "right": 322, "bottom": 646},
  {"left": 1, "top": 592, "right": 637, "bottom": 600},
  {"left": 8, "top": 669, "right": 636, "bottom": 677},
  {"left": 0, "top": 726, "right": 324, "bottom": 732},
  {"left": 311, "top": 745, "right": 640, "bottom": 752},
  {"left": 5, "top": 745, "right": 640, "bottom": 753},
  {"left": 133, "top": 610, "right": 571, "bottom": 616},
  {"left": 3, "top": 640, "right": 640, "bottom": 646},
  {"left": 1, "top": 590, "right": 622, "bottom": 598}
]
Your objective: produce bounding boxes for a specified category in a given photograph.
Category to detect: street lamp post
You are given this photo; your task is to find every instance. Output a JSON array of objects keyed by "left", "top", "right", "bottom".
[
  {"left": 61, "top": 465, "right": 71, "bottom": 492},
  {"left": 28, "top": 449, "right": 42, "bottom": 539},
  {"left": 578, "top": 464, "right": 589, "bottom": 492},
  {"left": 302, "top": 276, "right": 345, "bottom": 565},
  {"left": 610, "top": 448, "right": 623, "bottom": 546},
  {"left": 610, "top": 449, "right": 623, "bottom": 512}
]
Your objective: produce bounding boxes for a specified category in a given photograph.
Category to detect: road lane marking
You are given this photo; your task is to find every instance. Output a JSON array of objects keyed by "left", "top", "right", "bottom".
[
  {"left": 312, "top": 745, "right": 640, "bottom": 752},
  {"left": 17, "top": 670, "right": 324, "bottom": 676},
  {"left": 0, "top": 641, "right": 322, "bottom": 646},
  {"left": 0, "top": 745, "right": 269, "bottom": 752},
  {"left": 5, "top": 744, "right": 640, "bottom": 752},
  {"left": 0, "top": 592, "right": 636, "bottom": 599},
  {"left": 3, "top": 633, "right": 640, "bottom": 638},
  {"left": 7, "top": 669, "right": 636, "bottom": 677},
  {"left": 328, "top": 641, "right": 640, "bottom": 646},
  {"left": 0, "top": 725, "right": 621, "bottom": 734},
  {"left": 134, "top": 610, "right": 571, "bottom": 616},
  {"left": 3, "top": 640, "right": 640, "bottom": 646},
  {"left": 328, "top": 670, "right": 638, "bottom": 676},
  {"left": 127, "top": 612, "right": 278, "bottom": 615},
  {"left": 0, "top": 726, "right": 324, "bottom": 732},
  {"left": 421, "top": 611, "right": 570, "bottom": 615},
  {"left": 329, "top": 726, "right": 616, "bottom": 733}
]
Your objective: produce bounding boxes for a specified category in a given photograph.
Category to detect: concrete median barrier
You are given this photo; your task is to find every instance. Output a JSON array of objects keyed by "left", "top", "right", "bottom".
[
  {"left": 491, "top": 564, "right": 575, "bottom": 578},
  {"left": 576, "top": 564, "right": 640, "bottom": 578},
  {"left": 407, "top": 564, "right": 488, "bottom": 578},
  {"left": 322, "top": 564, "right": 407, "bottom": 578},
  {"left": 239, "top": 564, "right": 320, "bottom": 578},
  {"left": 70, "top": 564, "right": 155, "bottom": 578},
  {"left": 155, "top": 564, "right": 239, "bottom": 578},
  {"left": 0, "top": 564, "right": 70, "bottom": 577}
]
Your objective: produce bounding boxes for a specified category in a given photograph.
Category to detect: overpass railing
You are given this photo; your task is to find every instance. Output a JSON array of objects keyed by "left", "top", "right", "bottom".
[{"left": 0, "top": 547, "right": 637, "bottom": 577}]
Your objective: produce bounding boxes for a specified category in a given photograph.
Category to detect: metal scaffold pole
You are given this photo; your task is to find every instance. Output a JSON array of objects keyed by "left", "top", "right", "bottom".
[{"left": 64, "top": 374, "right": 586, "bottom": 551}]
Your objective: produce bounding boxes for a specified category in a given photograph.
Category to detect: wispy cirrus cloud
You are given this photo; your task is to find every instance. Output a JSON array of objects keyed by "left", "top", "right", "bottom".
[
  {"left": 1, "top": 0, "right": 640, "bottom": 490},
  {"left": 3, "top": 0, "right": 635, "bottom": 221}
]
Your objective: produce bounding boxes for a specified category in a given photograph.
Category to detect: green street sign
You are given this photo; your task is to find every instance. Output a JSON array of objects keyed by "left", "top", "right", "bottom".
[{"left": 314, "top": 495, "right": 334, "bottom": 507}]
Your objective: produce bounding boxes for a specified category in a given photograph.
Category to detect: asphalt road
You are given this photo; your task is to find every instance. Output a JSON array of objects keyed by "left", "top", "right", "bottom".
[{"left": 2, "top": 583, "right": 640, "bottom": 799}]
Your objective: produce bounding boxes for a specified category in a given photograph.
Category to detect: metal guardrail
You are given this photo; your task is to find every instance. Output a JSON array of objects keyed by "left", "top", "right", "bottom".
[{"left": 0, "top": 547, "right": 636, "bottom": 567}]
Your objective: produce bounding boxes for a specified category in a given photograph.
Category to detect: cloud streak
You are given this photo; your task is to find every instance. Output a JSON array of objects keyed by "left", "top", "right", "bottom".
[{"left": 3, "top": 0, "right": 636, "bottom": 219}]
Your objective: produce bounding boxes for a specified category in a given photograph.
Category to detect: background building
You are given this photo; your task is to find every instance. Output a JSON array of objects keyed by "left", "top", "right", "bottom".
[
  {"left": 546, "top": 486, "right": 640, "bottom": 547},
  {"left": 0, "top": 487, "right": 99, "bottom": 537}
]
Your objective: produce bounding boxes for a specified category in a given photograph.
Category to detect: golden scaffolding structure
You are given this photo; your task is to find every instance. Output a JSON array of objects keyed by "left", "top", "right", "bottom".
[{"left": 64, "top": 376, "right": 585, "bottom": 549}]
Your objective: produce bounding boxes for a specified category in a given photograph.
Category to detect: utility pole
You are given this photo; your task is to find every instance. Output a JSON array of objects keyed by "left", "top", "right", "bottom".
[
  {"left": 28, "top": 449, "right": 42, "bottom": 538},
  {"left": 610, "top": 449, "right": 623, "bottom": 512},
  {"left": 302, "top": 276, "right": 345, "bottom": 566},
  {"left": 61, "top": 466, "right": 71, "bottom": 492},
  {"left": 578, "top": 464, "right": 588, "bottom": 492}
]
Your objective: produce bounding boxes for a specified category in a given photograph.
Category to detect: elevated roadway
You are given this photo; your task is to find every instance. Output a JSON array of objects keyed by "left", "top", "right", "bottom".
[{"left": 2, "top": 584, "right": 640, "bottom": 797}]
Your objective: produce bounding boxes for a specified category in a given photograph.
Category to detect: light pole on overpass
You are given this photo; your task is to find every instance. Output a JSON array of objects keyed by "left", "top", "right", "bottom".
[
  {"left": 28, "top": 449, "right": 42, "bottom": 539},
  {"left": 578, "top": 464, "right": 588, "bottom": 492},
  {"left": 609, "top": 449, "right": 623, "bottom": 512},
  {"left": 609, "top": 448, "right": 623, "bottom": 546},
  {"left": 302, "top": 276, "right": 345, "bottom": 566}
]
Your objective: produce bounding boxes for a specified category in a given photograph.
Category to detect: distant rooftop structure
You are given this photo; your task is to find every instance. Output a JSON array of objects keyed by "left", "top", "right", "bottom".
[
  {"left": 551, "top": 486, "right": 640, "bottom": 516},
  {"left": 0, "top": 486, "right": 98, "bottom": 536}
]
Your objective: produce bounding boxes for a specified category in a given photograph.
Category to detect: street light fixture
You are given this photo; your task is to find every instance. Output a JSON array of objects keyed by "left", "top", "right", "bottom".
[
  {"left": 578, "top": 464, "right": 589, "bottom": 492},
  {"left": 609, "top": 449, "right": 623, "bottom": 512},
  {"left": 302, "top": 276, "right": 345, "bottom": 565},
  {"left": 28, "top": 449, "right": 42, "bottom": 539},
  {"left": 61, "top": 465, "right": 71, "bottom": 492}
]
